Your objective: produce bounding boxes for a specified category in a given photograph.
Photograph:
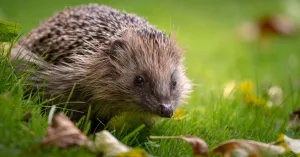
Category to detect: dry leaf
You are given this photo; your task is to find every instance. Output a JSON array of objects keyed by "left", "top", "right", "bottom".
[
  {"left": 213, "top": 139, "right": 285, "bottom": 157},
  {"left": 149, "top": 135, "right": 208, "bottom": 156},
  {"left": 258, "top": 15, "right": 296, "bottom": 36},
  {"left": 268, "top": 86, "right": 283, "bottom": 106},
  {"left": 40, "top": 113, "right": 93, "bottom": 149},
  {"left": 238, "top": 14, "right": 296, "bottom": 43},
  {"left": 223, "top": 81, "right": 236, "bottom": 99},
  {"left": 95, "top": 130, "right": 131, "bottom": 156},
  {"left": 287, "top": 108, "right": 300, "bottom": 130},
  {"left": 276, "top": 134, "right": 300, "bottom": 155}
]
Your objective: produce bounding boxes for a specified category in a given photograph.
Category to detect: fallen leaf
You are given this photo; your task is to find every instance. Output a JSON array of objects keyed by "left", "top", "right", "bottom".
[
  {"left": 223, "top": 81, "right": 236, "bottom": 99},
  {"left": 149, "top": 135, "right": 208, "bottom": 156},
  {"left": 95, "top": 130, "right": 131, "bottom": 156},
  {"left": 40, "top": 113, "right": 93, "bottom": 149},
  {"left": 116, "top": 148, "right": 151, "bottom": 157},
  {"left": 287, "top": 108, "right": 300, "bottom": 130},
  {"left": 258, "top": 15, "right": 296, "bottom": 36},
  {"left": 238, "top": 14, "right": 296, "bottom": 43},
  {"left": 213, "top": 139, "right": 285, "bottom": 157},
  {"left": 268, "top": 86, "right": 283, "bottom": 106},
  {"left": 0, "top": 20, "right": 22, "bottom": 42},
  {"left": 239, "top": 81, "right": 254, "bottom": 95},
  {"left": 276, "top": 134, "right": 300, "bottom": 155},
  {"left": 172, "top": 109, "right": 186, "bottom": 120}
]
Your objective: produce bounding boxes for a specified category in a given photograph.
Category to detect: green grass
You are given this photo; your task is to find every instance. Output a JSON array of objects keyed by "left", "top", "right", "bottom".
[{"left": 1, "top": 0, "right": 300, "bottom": 156}]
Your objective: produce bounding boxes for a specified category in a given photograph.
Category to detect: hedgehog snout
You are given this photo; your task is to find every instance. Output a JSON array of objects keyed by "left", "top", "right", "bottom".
[{"left": 156, "top": 104, "right": 173, "bottom": 118}]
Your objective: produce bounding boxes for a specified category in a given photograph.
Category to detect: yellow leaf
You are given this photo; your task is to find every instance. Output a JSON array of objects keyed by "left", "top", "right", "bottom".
[
  {"left": 172, "top": 109, "right": 185, "bottom": 120},
  {"left": 243, "top": 94, "right": 265, "bottom": 106},
  {"left": 239, "top": 80, "right": 254, "bottom": 95},
  {"left": 116, "top": 148, "right": 150, "bottom": 157}
]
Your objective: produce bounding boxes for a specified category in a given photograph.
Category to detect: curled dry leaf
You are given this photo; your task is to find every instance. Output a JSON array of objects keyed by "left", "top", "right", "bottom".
[
  {"left": 40, "top": 113, "right": 94, "bottom": 149},
  {"left": 213, "top": 139, "right": 285, "bottom": 157},
  {"left": 276, "top": 134, "right": 300, "bottom": 155},
  {"left": 149, "top": 135, "right": 208, "bottom": 156}
]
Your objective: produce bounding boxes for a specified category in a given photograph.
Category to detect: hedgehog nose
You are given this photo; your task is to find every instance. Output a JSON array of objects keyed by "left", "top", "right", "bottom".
[{"left": 158, "top": 104, "right": 173, "bottom": 118}]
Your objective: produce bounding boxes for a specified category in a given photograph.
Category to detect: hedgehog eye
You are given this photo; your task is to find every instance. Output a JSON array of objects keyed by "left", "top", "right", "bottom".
[
  {"left": 172, "top": 80, "right": 177, "bottom": 88},
  {"left": 134, "top": 76, "right": 144, "bottom": 86},
  {"left": 171, "top": 71, "right": 177, "bottom": 89}
]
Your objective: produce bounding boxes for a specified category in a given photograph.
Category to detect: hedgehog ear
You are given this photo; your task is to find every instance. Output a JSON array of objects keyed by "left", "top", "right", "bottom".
[{"left": 109, "top": 39, "right": 126, "bottom": 58}]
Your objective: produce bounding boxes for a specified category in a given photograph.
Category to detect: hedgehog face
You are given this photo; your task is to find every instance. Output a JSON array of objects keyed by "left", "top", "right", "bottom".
[{"left": 108, "top": 29, "right": 191, "bottom": 118}]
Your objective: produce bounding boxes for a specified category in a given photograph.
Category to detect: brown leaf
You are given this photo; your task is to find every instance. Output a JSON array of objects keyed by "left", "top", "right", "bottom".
[
  {"left": 287, "top": 108, "right": 300, "bottom": 130},
  {"left": 258, "top": 15, "right": 296, "bottom": 36},
  {"left": 238, "top": 14, "right": 296, "bottom": 42},
  {"left": 149, "top": 135, "right": 208, "bottom": 156},
  {"left": 40, "top": 113, "right": 94, "bottom": 149},
  {"left": 213, "top": 139, "right": 285, "bottom": 157}
]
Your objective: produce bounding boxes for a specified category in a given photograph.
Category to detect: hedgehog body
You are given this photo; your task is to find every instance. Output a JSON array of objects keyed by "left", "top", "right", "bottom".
[{"left": 13, "top": 4, "right": 191, "bottom": 126}]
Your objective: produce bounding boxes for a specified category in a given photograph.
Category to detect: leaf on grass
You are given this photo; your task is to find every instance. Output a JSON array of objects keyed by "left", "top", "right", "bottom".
[
  {"left": 95, "top": 130, "right": 152, "bottom": 157},
  {"left": 287, "top": 108, "right": 300, "bottom": 130},
  {"left": 0, "top": 20, "right": 22, "bottom": 42},
  {"left": 213, "top": 139, "right": 285, "bottom": 157},
  {"left": 172, "top": 109, "right": 186, "bottom": 120},
  {"left": 239, "top": 81, "right": 254, "bottom": 95},
  {"left": 116, "top": 148, "right": 151, "bottom": 157},
  {"left": 149, "top": 135, "right": 208, "bottom": 156},
  {"left": 223, "top": 81, "right": 236, "bottom": 99},
  {"left": 95, "top": 130, "right": 131, "bottom": 156},
  {"left": 276, "top": 134, "right": 300, "bottom": 155},
  {"left": 40, "top": 113, "right": 93, "bottom": 149},
  {"left": 238, "top": 15, "right": 296, "bottom": 42},
  {"left": 267, "top": 86, "right": 283, "bottom": 106}
]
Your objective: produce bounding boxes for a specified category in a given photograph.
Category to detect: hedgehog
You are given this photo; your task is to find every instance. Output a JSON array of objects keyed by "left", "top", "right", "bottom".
[{"left": 12, "top": 4, "right": 192, "bottom": 128}]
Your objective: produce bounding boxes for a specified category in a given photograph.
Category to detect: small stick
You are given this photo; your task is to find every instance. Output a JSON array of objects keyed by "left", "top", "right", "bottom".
[{"left": 149, "top": 136, "right": 182, "bottom": 140}]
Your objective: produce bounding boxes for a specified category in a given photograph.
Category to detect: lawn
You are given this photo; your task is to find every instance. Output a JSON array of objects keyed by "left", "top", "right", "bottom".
[{"left": 1, "top": 0, "right": 300, "bottom": 156}]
